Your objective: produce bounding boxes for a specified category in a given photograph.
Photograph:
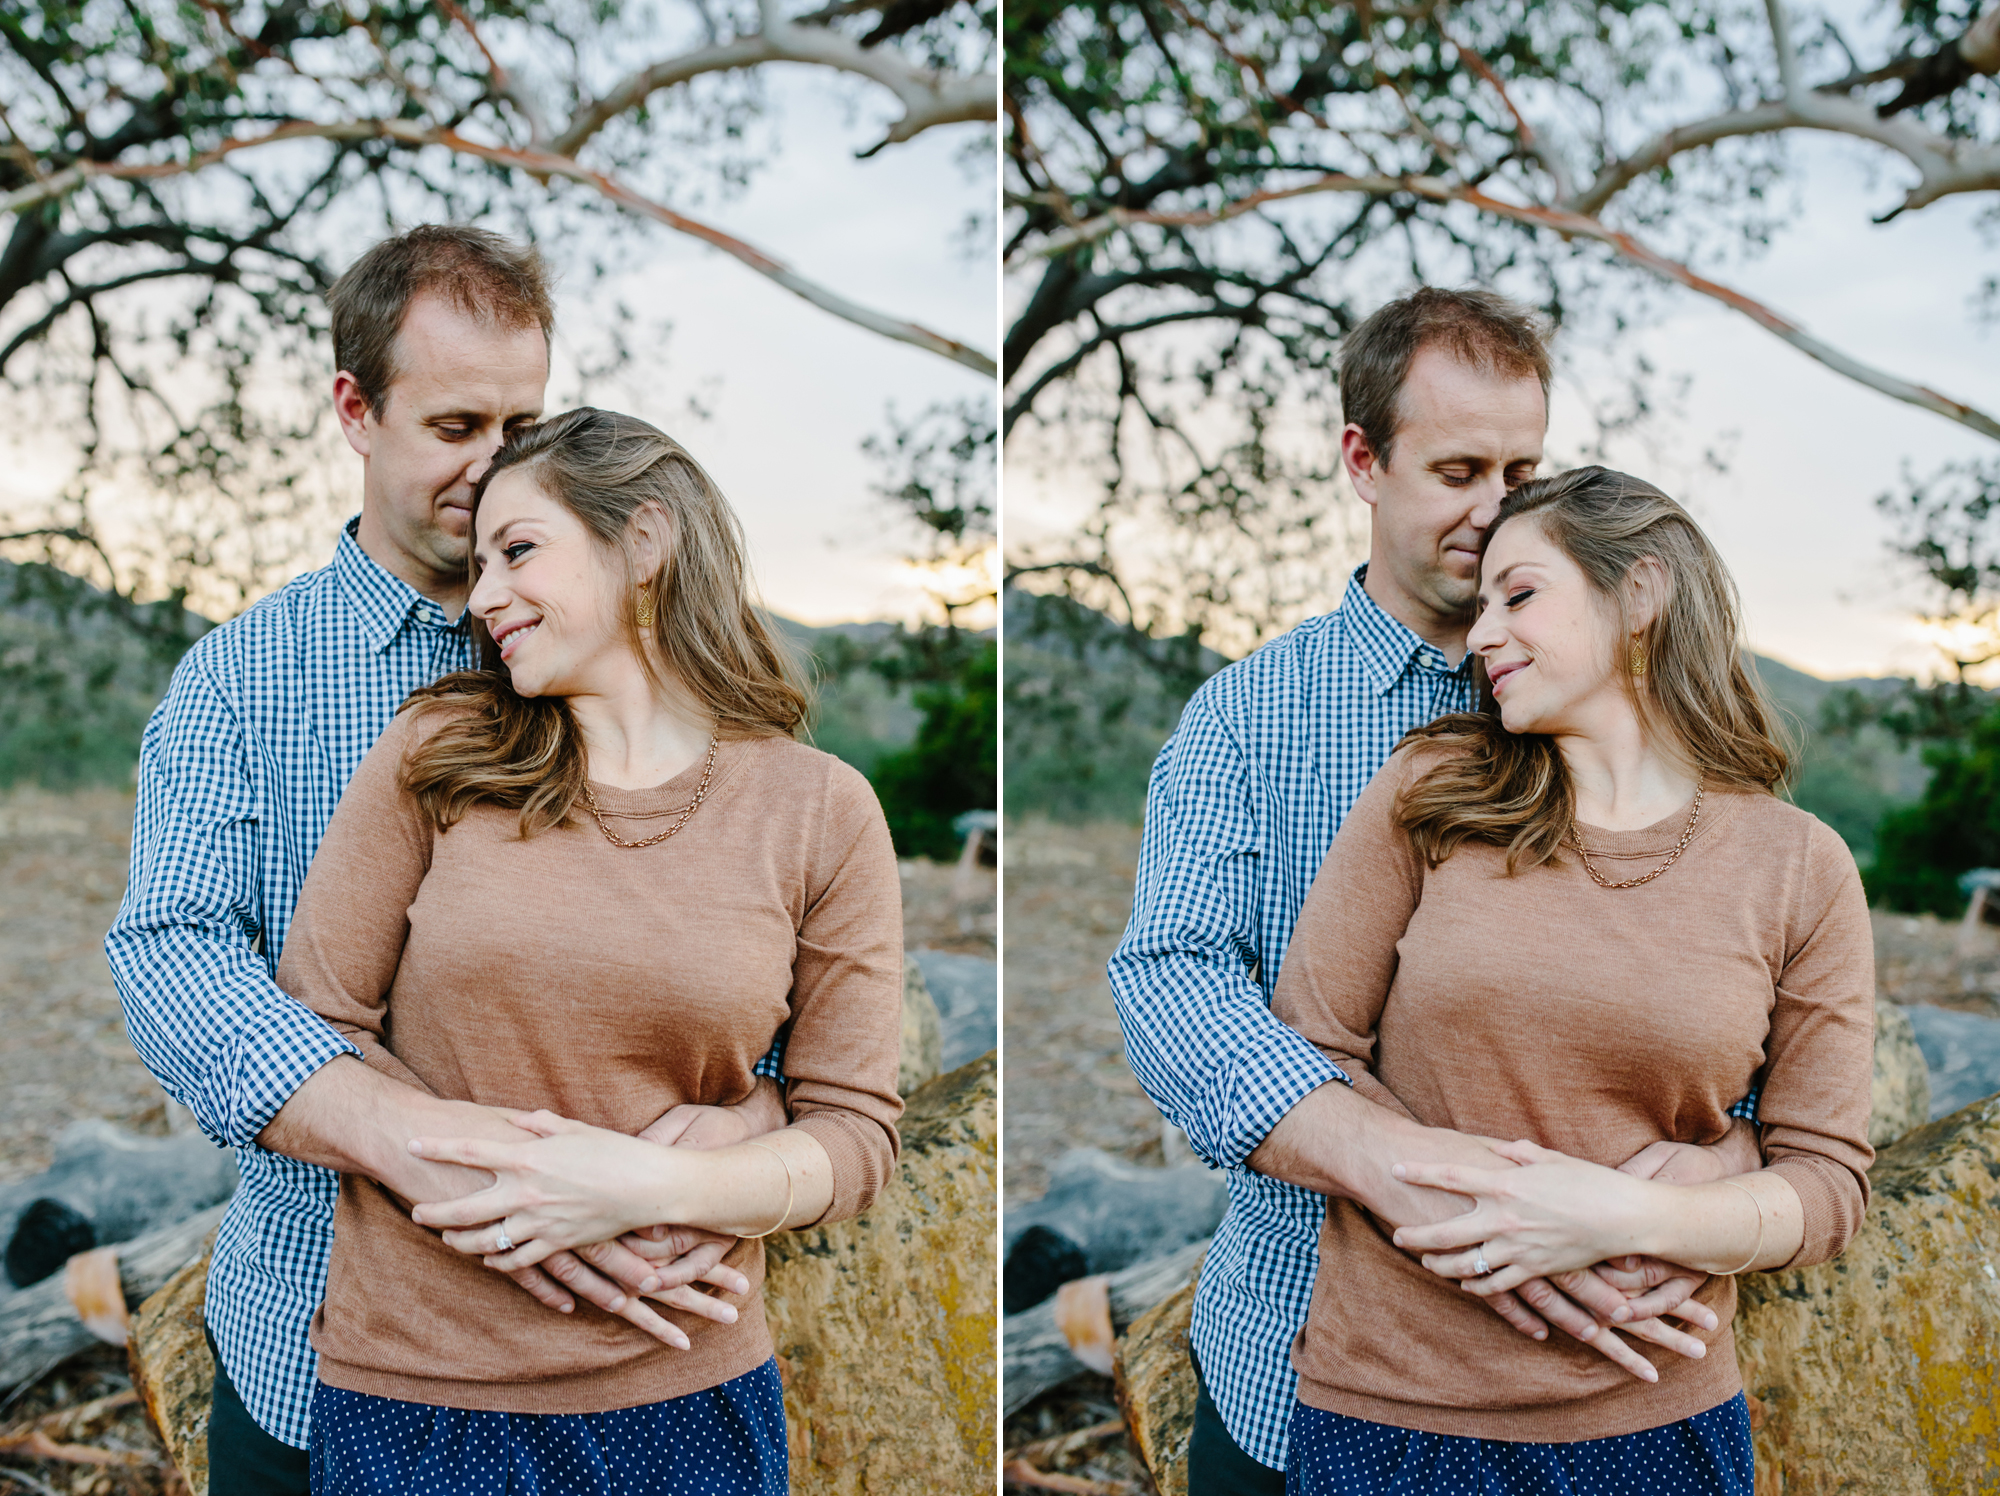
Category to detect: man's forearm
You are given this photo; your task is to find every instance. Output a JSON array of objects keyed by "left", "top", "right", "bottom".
[
  {"left": 257, "top": 1053, "right": 525, "bottom": 1204},
  {"left": 1247, "top": 1079, "right": 1508, "bottom": 1229}
]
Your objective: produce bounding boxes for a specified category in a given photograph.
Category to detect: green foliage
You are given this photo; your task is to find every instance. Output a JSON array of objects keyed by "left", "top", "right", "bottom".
[
  {"left": 1866, "top": 702, "right": 2000, "bottom": 917},
  {"left": 869, "top": 640, "right": 997, "bottom": 859},
  {"left": 0, "top": 561, "right": 207, "bottom": 789},
  {"left": 1003, "top": 587, "right": 1223, "bottom": 823}
]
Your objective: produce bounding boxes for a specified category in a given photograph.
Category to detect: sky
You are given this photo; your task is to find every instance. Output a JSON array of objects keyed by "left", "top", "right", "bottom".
[
  {"left": 1565, "top": 136, "right": 1999, "bottom": 683},
  {"left": 564, "top": 72, "right": 997, "bottom": 628}
]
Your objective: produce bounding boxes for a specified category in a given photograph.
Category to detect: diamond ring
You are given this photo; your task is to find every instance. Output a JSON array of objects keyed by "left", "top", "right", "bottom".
[
  {"left": 1472, "top": 1246, "right": 1491, "bottom": 1276},
  {"left": 495, "top": 1226, "right": 515, "bottom": 1254}
]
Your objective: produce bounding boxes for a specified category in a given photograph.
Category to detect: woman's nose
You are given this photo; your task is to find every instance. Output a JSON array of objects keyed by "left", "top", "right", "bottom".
[
  {"left": 468, "top": 566, "right": 504, "bottom": 620},
  {"left": 1466, "top": 604, "right": 1503, "bottom": 655}
]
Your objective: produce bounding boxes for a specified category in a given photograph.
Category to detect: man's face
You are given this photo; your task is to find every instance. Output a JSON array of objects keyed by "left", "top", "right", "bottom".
[
  {"left": 1343, "top": 345, "right": 1547, "bottom": 642},
  {"left": 336, "top": 292, "right": 548, "bottom": 596}
]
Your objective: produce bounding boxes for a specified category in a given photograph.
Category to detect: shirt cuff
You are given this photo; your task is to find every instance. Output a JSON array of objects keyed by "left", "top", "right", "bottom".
[
  {"left": 1204, "top": 1028, "right": 1350, "bottom": 1171},
  {"left": 215, "top": 1002, "right": 362, "bottom": 1149}
]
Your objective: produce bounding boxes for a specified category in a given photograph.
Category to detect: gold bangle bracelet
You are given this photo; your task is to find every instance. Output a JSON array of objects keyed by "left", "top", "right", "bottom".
[
  {"left": 739, "top": 1139, "right": 796, "bottom": 1240},
  {"left": 1717, "top": 1179, "right": 1765, "bottom": 1275}
]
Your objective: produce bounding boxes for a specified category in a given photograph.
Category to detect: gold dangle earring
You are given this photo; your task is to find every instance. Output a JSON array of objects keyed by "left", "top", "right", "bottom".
[
  {"left": 635, "top": 587, "right": 656, "bottom": 630},
  {"left": 1630, "top": 637, "right": 1647, "bottom": 678}
]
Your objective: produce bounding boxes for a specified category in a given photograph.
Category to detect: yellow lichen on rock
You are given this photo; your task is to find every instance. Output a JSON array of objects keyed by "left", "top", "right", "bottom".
[
  {"left": 760, "top": 1050, "right": 997, "bottom": 1495},
  {"left": 1736, "top": 1093, "right": 2000, "bottom": 1495}
]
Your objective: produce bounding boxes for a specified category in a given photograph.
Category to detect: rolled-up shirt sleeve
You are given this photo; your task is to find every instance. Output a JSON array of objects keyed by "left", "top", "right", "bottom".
[
  {"left": 1107, "top": 694, "right": 1349, "bottom": 1171},
  {"left": 105, "top": 651, "right": 359, "bottom": 1149}
]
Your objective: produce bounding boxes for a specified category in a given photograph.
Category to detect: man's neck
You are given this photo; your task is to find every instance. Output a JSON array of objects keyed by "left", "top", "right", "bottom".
[
  {"left": 1360, "top": 559, "right": 1471, "bottom": 666},
  {"left": 353, "top": 509, "right": 468, "bottom": 621}
]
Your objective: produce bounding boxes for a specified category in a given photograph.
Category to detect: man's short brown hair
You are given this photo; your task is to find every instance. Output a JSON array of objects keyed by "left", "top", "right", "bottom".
[
  {"left": 327, "top": 225, "right": 555, "bottom": 415},
  {"left": 1339, "top": 287, "right": 1551, "bottom": 468}
]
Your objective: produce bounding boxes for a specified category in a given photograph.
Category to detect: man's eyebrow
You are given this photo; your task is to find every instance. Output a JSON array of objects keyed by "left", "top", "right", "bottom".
[{"left": 422, "top": 409, "right": 488, "bottom": 426}]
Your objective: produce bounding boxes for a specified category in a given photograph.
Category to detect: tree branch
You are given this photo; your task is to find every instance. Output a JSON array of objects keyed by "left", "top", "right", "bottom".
[
  {"left": 550, "top": 15, "right": 994, "bottom": 159},
  {"left": 1024, "top": 175, "right": 2000, "bottom": 443},
  {"left": 3, "top": 121, "right": 995, "bottom": 376}
]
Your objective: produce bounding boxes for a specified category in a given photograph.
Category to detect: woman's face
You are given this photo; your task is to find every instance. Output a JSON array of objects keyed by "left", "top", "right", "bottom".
[
  {"left": 1467, "top": 516, "right": 1627, "bottom": 737},
  {"left": 468, "top": 469, "right": 631, "bottom": 699}
]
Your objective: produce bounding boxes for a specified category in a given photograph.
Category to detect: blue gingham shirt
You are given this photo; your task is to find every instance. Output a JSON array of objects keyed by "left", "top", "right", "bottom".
[
  {"left": 1108, "top": 566, "right": 1756, "bottom": 1470},
  {"left": 106, "top": 521, "right": 787, "bottom": 1448}
]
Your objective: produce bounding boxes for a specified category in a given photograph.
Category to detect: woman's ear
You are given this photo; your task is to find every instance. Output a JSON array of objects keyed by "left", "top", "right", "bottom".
[
  {"left": 628, "top": 502, "right": 674, "bottom": 586},
  {"left": 1623, "top": 555, "right": 1671, "bottom": 633}
]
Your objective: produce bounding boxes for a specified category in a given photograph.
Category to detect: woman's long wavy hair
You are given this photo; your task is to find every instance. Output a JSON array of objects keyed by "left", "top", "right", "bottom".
[
  {"left": 1397, "top": 466, "right": 1791, "bottom": 872},
  {"left": 400, "top": 407, "right": 812, "bottom": 836}
]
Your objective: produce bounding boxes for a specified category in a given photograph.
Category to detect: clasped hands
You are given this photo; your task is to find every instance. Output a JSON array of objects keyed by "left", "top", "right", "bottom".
[
  {"left": 1381, "top": 1131, "right": 1754, "bottom": 1385},
  {"left": 402, "top": 1088, "right": 785, "bottom": 1352}
]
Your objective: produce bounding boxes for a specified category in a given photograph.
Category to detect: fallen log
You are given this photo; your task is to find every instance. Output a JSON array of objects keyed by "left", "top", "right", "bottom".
[
  {"left": 0, "top": 1205, "right": 225, "bottom": 1386},
  {"left": 1003, "top": 1238, "right": 1206, "bottom": 1415}
]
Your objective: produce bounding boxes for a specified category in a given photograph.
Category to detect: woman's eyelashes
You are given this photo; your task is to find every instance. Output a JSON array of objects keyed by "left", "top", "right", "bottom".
[
  {"left": 1506, "top": 588, "right": 1535, "bottom": 608},
  {"left": 503, "top": 540, "right": 535, "bottom": 563}
]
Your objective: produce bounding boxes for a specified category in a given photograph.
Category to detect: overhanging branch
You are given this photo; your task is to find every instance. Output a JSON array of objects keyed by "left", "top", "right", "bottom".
[
  {"left": 1023, "top": 174, "right": 2000, "bottom": 443},
  {"left": 3, "top": 121, "right": 995, "bottom": 377}
]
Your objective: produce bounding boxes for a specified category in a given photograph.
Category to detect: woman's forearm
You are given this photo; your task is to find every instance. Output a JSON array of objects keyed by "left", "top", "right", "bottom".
[
  {"left": 1639, "top": 1169, "right": 1804, "bottom": 1275},
  {"left": 653, "top": 1127, "right": 835, "bottom": 1237}
]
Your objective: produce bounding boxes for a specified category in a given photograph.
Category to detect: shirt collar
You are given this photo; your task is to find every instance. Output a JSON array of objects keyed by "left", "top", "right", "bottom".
[
  {"left": 1341, "top": 564, "right": 1470, "bottom": 697},
  {"left": 330, "top": 517, "right": 464, "bottom": 655}
]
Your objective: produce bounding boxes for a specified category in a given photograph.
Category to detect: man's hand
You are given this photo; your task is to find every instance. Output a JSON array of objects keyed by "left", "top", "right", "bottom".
[
  {"left": 640, "top": 1076, "right": 787, "bottom": 1150},
  {"left": 1619, "top": 1117, "right": 1761, "bottom": 1185}
]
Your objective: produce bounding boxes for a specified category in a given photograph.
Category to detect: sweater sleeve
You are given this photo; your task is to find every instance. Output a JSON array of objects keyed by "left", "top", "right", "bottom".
[
  {"left": 781, "top": 759, "right": 906, "bottom": 1225},
  {"left": 1756, "top": 819, "right": 1877, "bottom": 1266},
  {"left": 1268, "top": 748, "right": 1427, "bottom": 1123},
  {"left": 273, "top": 710, "right": 438, "bottom": 1097}
]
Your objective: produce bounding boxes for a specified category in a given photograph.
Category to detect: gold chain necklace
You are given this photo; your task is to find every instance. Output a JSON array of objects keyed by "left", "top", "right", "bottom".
[
  {"left": 1570, "top": 782, "right": 1705, "bottom": 890},
  {"left": 579, "top": 736, "right": 718, "bottom": 849}
]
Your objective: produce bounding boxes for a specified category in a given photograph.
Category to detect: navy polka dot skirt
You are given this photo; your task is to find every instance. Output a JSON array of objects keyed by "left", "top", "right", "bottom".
[
  {"left": 1286, "top": 1394, "right": 1753, "bottom": 1496},
  {"left": 308, "top": 1359, "right": 787, "bottom": 1496}
]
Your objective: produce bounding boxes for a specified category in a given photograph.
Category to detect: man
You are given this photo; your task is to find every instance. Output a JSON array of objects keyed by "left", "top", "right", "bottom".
[
  {"left": 1108, "top": 287, "right": 1755, "bottom": 1491},
  {"left": 107, "top": 226, "right": 776, "bottom": 1494}
]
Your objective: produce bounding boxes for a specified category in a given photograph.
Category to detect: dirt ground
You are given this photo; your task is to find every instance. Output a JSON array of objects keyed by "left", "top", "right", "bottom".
[{"left": 0, "top": 784, "right": 989, "bottom": 1494}]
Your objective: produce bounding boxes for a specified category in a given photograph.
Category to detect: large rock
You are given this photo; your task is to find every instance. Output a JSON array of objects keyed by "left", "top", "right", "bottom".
[
  {"left": 1119, "top": 1095, "right": 2000, "bottom": 1495},
  {"left": 908, "top": 949, "right": 996, "bottom": 1072},
  {"left": 764, "top": 1052, "right": 996, "bottom": 1494},
  {"left": 1871, "top": 1000, "right": 1932, "bottom": 1147},
  {"left": 1736, "top": 1093, "right": 2000, "bottom": 1493},
  {"left": 127, "top": 1056, "right": 997, "bottom": 1496},
  {"left": 1901, "top": 1001, "right": 2000, "bottom": 1120},
  {"left": 899, "top": 953, "right": 944, "bottom": 1098}
]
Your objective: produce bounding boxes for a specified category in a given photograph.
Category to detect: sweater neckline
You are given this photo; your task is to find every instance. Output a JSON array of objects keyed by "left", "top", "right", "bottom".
[
  {"left": 583, "top": 736, "right": 750, "bottom": 812},
  {"left": 1569, "top": 784, "right": 1741, "bottom": 861}
]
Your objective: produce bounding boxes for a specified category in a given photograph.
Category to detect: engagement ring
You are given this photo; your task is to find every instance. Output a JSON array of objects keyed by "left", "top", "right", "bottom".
[
  {"left": 1472, "top": 1246, "right": 1490, "bottom": 1277},
  {"left": 495, "top": 1226, "right": 514, "bottom": 1254}
]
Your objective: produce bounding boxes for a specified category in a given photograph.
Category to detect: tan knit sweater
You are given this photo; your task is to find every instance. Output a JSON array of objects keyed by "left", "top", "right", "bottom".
[
  {"left": 275, "top": 710, "right": 905, "bottom": 1413},
  {"left": 1269, "top": 745, "right": 1875, "bottom": 1442}
]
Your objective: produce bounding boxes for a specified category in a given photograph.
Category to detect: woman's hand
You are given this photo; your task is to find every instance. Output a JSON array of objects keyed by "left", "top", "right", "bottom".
[
  {"left": 1389, "top": 1139, "right": 1670, "bottom": 1294},
  {"left": 409, "top": 1110, "right": 689, "bottom": 1260}
]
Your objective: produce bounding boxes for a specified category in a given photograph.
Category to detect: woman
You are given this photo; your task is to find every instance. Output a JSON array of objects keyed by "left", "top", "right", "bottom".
[
  {"left": 1269, "top": 467, "right": 1874, "bottom": 1494},
  {"left": 273, "top": 407, "right": 905, "bottom": 1495}
]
